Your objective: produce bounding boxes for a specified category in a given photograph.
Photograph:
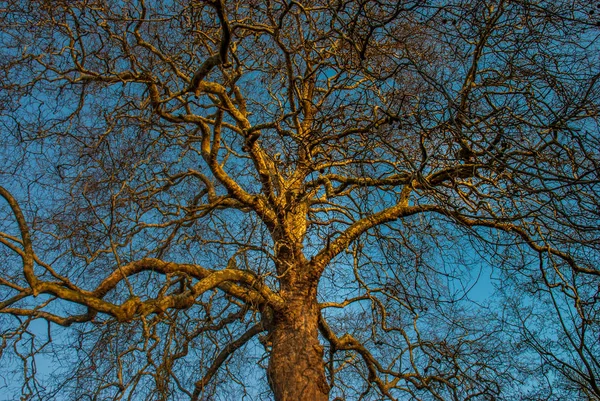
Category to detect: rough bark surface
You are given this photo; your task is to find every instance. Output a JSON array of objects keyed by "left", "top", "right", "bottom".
[{"left": 268, "top": 283, "right": 329, "bottom": 401}]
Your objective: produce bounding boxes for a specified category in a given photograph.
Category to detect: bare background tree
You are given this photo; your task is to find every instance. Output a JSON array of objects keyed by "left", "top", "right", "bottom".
[{"left": 1, "top": 0, "right": 599, "bottom": 400}]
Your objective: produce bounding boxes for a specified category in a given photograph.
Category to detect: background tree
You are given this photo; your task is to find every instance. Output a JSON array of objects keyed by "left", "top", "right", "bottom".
[{"left": 1, "top": 0, "right": 599, "bottom": 400}]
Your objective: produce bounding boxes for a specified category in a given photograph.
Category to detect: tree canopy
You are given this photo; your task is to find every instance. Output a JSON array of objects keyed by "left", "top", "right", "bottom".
[{"left": 1, "top": 0, "right": 599, "bottom": 400}]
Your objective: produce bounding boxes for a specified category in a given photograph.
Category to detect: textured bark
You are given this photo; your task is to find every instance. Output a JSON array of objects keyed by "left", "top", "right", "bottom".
[{"left": 268, "top": 284, "right": 329, "bottom": 401}]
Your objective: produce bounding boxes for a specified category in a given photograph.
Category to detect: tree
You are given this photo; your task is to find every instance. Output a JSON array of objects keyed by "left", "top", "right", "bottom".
[{"left": 1, "top": 0, "right": 599, "bottom": 399}]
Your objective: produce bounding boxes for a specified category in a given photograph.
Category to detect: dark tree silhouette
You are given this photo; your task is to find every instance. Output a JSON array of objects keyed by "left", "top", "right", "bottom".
[{"left": 1, "top": 0, "right": 599, "bottom": 400}]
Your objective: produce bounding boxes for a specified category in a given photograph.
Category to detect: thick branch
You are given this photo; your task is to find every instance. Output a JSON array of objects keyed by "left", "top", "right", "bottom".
[
  {"left": 319, "top": 313, "right": 417, "bottom": 400},
  {"left": 0, "top": 186, "right": 36, "bottom": 291},
  {"left": 310, "top": 199, "right": 434, "bottom": 276},
  {"left": 0, "top": 258, "right": 284, "bottom": 325},
  {"left": 189, "top": 0, "right": 231, "bottom": 96},
  {"left": 94, "top": 258, "right": 285, "bottom": 311}
]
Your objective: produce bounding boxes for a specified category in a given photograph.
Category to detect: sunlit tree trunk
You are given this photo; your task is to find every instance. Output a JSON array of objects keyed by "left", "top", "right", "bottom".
[{"left": 268, "top": 278, "right": 329, "bottom": 401}]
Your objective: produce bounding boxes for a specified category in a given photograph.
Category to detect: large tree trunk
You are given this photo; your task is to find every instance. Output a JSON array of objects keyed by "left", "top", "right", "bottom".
[{"left": 267, "top": 284, "right": 329, "bottom": 401}]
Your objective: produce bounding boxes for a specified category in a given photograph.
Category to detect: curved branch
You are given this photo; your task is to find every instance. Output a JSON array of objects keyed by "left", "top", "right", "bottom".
[
  {"left": 189, "top": 0, "right": 232, "bottom": 96},
  {"left": 94, "top": 258, "right": 284, "bottom": 311},
  {"left": 191, "top": 322, "right": 265, "bottom": 401},
  {"left": 0, "top": 186, "right": 36, "bottom": 291},
  {"left": 309, "top": 197, "right": 435, "bottom": 277},
  {"left": 1, "top": 258, "right": 284, "bottom": 326},
  {"left": 318, "top": 313, "right": 418, "bottom": 400}
]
